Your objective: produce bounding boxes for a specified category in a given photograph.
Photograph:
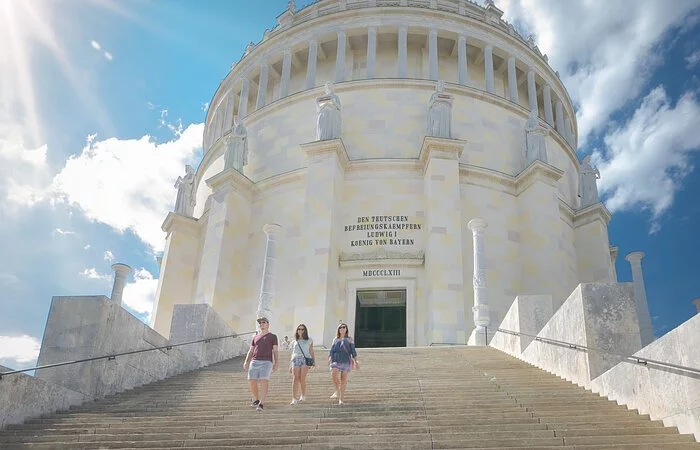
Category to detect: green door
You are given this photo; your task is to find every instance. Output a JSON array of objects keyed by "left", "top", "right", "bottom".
[{"left": 354, "top": 289, "right": 406, "bottom": 348}]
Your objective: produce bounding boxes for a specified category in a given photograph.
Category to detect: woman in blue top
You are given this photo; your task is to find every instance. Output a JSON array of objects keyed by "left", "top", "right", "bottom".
[
  {"left": 289, "top": 323, "right": 315, "bottom": 405},
  {"left": 328, "top": 323, "right": 358, "bottom": 405}
]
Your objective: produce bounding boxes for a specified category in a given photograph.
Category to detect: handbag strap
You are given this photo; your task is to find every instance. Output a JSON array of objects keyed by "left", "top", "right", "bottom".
[{"left": 297, "top": 340, "right": 309, "bottom": 358}]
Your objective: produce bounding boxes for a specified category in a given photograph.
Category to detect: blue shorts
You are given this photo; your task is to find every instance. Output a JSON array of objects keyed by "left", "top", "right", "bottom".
[
  {"left": 248, "top": 360, "right": 273, "bottom": 380},
  {"left": 290, "top": 355, "right": 308, "bottom": 368},
  {"left": 330, "top": 361, "right": 352, "bottom": 373}
]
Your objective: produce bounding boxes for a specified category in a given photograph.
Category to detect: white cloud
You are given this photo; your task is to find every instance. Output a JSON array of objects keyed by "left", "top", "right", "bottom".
[
  {"left": 201, "top": 102, "right": 210, "bottom": 112},
  {"left": 592, "top": 86, "right": 700, "bottom": 230},
  {"left": 84, "top": 244, "right": 91, "bottom": 250},
  {"left": 52, "top": 228, "right": 75, "bottom": 236},
  {"left": 104, "top": 51, "right": 113, "bottom": 61},
  {"left": 90, "top": 40, "right": 101, "bottom": 50},
  {"left": 497, "top": 0, "right": 700, "bottom": 147},
  {"left": 122, "top": 268, "right": 158, "bottom": 321},
  {"left": 0, "top": 335, "right": 41, "bottom": 367},
  {"left": 51, "top": 123, "right": 203, "bottom": 251},
  {"left": 686, "top": 49, "right": 700, "bottom": 69},
  {"left": 0, "top": 123, "right": 51, "bottom": 209},
  {"left": 104, "top": 250, "right": 115, "bottom": 262},
  {"left": 80, "top": 268, "right": 111, "bottom": 281}
]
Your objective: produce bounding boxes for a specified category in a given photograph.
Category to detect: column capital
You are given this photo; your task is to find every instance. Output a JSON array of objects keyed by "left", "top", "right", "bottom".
[
  {"left": 368, "top": 25, "right": 376, "bottom": 33},
  {"left": 308, "top": 37, "right": 318, "bottom": 45},
  {"left": 263, "top": 223, "right": 283, "bottom": 236},
  {"left": 283, "top": 48, "right": 292, "bottom": 56},
  {"left": 468, "top": 218, "right": 488, "bottom": 232},
  {"left": 429, "top": 29, "right": 438, "bottom": 37},
  {"left": 337, "top": 29, "right": 346, "bottom": 37},
  {"left": 398, "top": 25, "right": 408, "bottom": 32},
  {"left": 458, "top": 34, "right": 467, "bottom": 43},
  {"left": 419, "top": 136, "right": 465, "bottom": 169},
  {"left": 625, "top": 251, "right": 645, "bottom": 263},
  {"left": 111, "top": 263, "right": 133, "bottom": 276}
]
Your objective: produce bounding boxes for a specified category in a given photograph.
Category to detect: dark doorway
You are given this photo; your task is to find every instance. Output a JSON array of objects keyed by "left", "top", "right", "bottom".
[{"left": 354, "top": 289, "right": 406, "bottom": 348}]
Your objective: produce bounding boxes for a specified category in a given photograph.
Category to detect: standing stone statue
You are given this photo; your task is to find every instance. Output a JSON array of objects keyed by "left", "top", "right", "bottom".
[
  {"left": 174, "top": 165, "right": 196, "bottom": 217},
  {"left": 316, "top": 82, "right": 342, "bottom": 141},
  {"left": 578, "top": 155, "right": 601, "bottom": 208},
  {"left": 427, "top": 80, "right": 453, "bottom": 139},
  {"left": 524, "top": 109, "right": 549, "bottom": 166},
  {"left": 223, "top": 116, "right": 248, "bottom": 173}
]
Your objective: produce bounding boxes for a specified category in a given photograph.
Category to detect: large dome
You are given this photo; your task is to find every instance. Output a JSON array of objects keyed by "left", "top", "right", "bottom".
[{"left": 153, "top": 0, "right": 614, "bottom": 348}]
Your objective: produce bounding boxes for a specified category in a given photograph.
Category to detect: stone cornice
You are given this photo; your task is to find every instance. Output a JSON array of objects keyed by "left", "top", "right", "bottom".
[
  {"left": 558, "top": 198, "right": 575, "bottom": 228},
  {"left": 514, "top": 160, "right": 564, "bottom": 195},
  {"left": 300, "top": 138, "right": 351, "bottom": 173},
  {"left": 459, "top": 164, "right": 515, "bottom": 195},
  {"left": 419, "top": 136, "right": 466, "bottom": 171},
  {"left": 254, "top": 168, "right": 307, "bottom": 201},
  {"left": 339, "top": 248, "right": 425, "bottom": 268},
  {"left": 573, "top": 202, "right": 612, "bottom": 228},
  {"left": 345, "top": 158, "right": 423, "bottom": 178},
  {"left": 205, "top": 168, "right": 256, "bottom": 201},
  {"left": 161, "top": 212, "right": 201, "bottom": 236}
]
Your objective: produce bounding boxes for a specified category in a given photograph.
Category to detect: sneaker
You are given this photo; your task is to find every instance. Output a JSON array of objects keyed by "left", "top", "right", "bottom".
[
  {"left": 330, "top": 392, "right": 338, "bottom": 399},
  {"left": 290, "top": 399, "right": 298, "bottom": 405},
  {"left": 298, "top": 394, "right": 306, "bottom": 402},
  {"left": 251, "top": 399, "right": 260, "bottom": 407},
  {"left": 256, "top": 403, "right": 264, "bottom": 411},
  {"left": 338, "top": 400, "right": 344, "bottom": 406}
]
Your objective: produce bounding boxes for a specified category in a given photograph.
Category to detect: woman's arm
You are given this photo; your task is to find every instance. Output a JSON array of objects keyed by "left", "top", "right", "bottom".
[{"left": 309, "top": 342, "right": 315, "bottom": 359}]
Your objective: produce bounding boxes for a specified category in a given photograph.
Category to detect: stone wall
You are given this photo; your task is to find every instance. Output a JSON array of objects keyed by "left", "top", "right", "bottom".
[{"left": 491, "top": 283, "right": 700, "bottom": 441}]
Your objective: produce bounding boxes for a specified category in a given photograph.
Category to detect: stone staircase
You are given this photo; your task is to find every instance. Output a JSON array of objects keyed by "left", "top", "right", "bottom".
[{"left": 1, "top": 346, "right": 698, "bottom": 449}]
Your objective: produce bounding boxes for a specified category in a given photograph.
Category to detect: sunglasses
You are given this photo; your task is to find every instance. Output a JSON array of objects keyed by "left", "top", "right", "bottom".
[
  {"left": 338, "top": 326, "right": 347, "bottom": 329},
  {"left": 297, "top": 327, "right": 306, "bottom": 330}
]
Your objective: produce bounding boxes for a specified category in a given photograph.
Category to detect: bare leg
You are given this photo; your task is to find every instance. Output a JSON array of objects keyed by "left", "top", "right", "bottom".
[
  {"left": 339, "top": 371, "right": 349, "bottom": 404},
  {"left": 331, "top": 368, "right": 340, "bottom": 398},
  {"left": 292, "top": 367, "right": 301, "bottom": 400},
  {"left": 299, "top": 366, "right": 310, "bottom": 397},
  {"left": 249, "top": 380, "right": 259, "bottom": 402},
  {"left": 259, "top": 380, "right": 269, "bottom": 405}
]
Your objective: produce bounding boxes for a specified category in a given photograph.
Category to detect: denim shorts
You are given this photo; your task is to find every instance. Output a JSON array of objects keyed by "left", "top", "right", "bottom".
[
  {"left": 330, "top": 361, "right": 352, "bottom": 373},
  {"left": 290, "top": 355, "right": 308, "bottom": 368},
  {"left": 248, "top": 360, "right": 273, "bottom": 380}
]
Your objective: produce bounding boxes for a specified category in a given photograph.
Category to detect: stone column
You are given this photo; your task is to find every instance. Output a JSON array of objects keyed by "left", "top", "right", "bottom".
[
  {"left": 238, "top": 78, "right": 250, "bottom": 118},
  {"left": 693, "top": 298, "right": 700, "bottom": 314},
  {"left": 555, "top": 100, "right": 565, "bottom": 135},
  {"left": 223, "top": 94, "right": 234, "bottom": 134},
  {"left": 398, "top": 26, "right": 408, "bottom": 78},
  {"left": 467, "top": 219, "right": 490, "bottom": 346},
  {"left": 256, "top": 223, "right": 283, "bottom": 330},
  {"left": 335, "top": 30, "right": 346, "bottom": 83},
  {"left": 280, "top": 49, "right": 292, "bottom": 98},
  {"left": 306, "top": 38, "right": 318, "bottom": 89},
  {"left": 484, "top": 45, "right": 494, "bottom": 94},
  {"left": 565, "top": 117, "right": 574, "bottom": 147},
  {"left": 428, "top": 29, "right": 439, "bottom": 81},
  {"left": 458, "top": 34, "right": 468, "bottom": 86},
  {"left": 507, "top": 56, "right": 518, "bottom": 103},
  {"left": 367, "top": 27, "right": 377, "bottom": 79},
  {"left": 625, "top": 251, "right": 654, "bottom": 346},
  {"left": 256, "top": 62, "right": 269, "bottom": 109},
  {"left": 543, "top": 85, "right": 554, "bottom": 126},
  {"left": 527, "top": 69, "right": 538, "bottom": 114},
  {"left": 110, "top": 263, "right": 132, "bottom": 306}
]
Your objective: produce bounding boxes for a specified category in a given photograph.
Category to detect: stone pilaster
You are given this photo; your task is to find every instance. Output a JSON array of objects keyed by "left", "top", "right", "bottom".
[
  {"left": 458, "top": 34, "right": 468, "bottom": 86},
  {"left": 625, "top": 251, "right": 654, "bottom": 346},
  {"left": 152, "top": 213, "right": 202, "bottom": 337},
  {"left": 555, "top": 100, "right": 565, "bottom": 135},
  {"left": 543, "top": 85, "right": 554, "bottom": 126},
  {"left": 574, "top": 203, "right": 614, "bottom": 287},
  {"left": 367, "top": 27, "right": 377, "bottom": 79},
  {"left": 484, "top": 45, "right": 494, "bottom": 94},
  {"left": 420, "top": 136, "right": 467, "bottom": 344},
  {"left": 527, "top": 69, "right": 538, "bottom": 114},
  {"left": 255, "top": 63, "right": 268, "bottom": 109},
  {"left": 192, "top": 169, "right": 254, "bottom": 331},
  {"left": 428, "top": 29, "right": 438, "bottom": 81},
  {"left": 256, "top": 224, "right": 283, "bottom": 330},
  {"left": 280, "top": 50, "right": 292, "bottom": 98},
  {"left": 398, "top": 26, "right": 408, "bottom": 78},
  {"left": 335, "top": 30, "right": 346, "bottom": 82},
  {"left": 515, "top": 161, "right": 564, "bottom": 300},
  {"left": 306, "top": 38, "right": 318, "bottom": 89},
  {"left": 507, "top": 56, "right": 518, "bottom": 103},
  {"left": 300, "top": 139, "right": 349, "bottom": 345},
  {"left": 467, "top": 218, "right": 490, "bottom": 346},
  {"left": 238, "top": 78, "right": 249, "bottom": 118},
  {"left": 110, "top": 263, "right": 132, "bottom": 306}
]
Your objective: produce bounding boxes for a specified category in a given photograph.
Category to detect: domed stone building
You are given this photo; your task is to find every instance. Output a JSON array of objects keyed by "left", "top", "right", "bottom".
[{"left": 152, "top": 0, "right": 625, "bottom": 348}]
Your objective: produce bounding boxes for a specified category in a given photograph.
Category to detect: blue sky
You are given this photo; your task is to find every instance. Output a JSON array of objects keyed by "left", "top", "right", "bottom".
[{"left": 1, "top": 0, "right": 699, "bottom": 369}]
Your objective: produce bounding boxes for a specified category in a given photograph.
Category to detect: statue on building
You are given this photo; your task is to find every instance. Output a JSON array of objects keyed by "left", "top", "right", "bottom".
[
  {"left": 174, "top": 165, "right": 196, "bottom": 217},
  {"left": 316, "top": 81, "right": 342, "bottom": 141},
  {"left": 427, "top": 80, "right": 453, "bottom": 139},
  {"left": 223, "top": 116, "right": 248, "bottom": 173},
  {"left": 287, "top": 0, "right": 296, "bottom": 13},
  {"left": 524, "top": 109, "right": 548, "bottom": 166},
  {"left": 578, "top": 155, "right": 601, "bottom": 208}
]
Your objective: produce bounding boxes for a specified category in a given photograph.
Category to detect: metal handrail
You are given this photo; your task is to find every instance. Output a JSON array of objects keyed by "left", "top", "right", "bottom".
[
  {"left": 494, "top": 327, "right": 700, "bottom": 376},
  {"left": 0, "top": 331, "right": 257, "bottom": 380}
]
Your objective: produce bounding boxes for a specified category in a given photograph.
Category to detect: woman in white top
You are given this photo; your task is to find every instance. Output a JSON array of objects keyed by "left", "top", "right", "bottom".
[{"left": 289, "top": 323, "right": 315, "bottom": 405}]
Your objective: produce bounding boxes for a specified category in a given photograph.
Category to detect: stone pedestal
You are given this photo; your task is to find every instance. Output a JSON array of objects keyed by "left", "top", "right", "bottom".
[
  {"left": 420, "top": 136, "right": 467, "bottom": 344},
  {"left": 256, "top": 223, "right": 283, "bottom": 330},
  {"left": 574, "top": 204, "right": 614, "bottom": 286},
  {"left": 152, "top": 213, "right": 201, "bottom": 337},
  {"left": 110, "top": 263, "right": 132, "bottom": 306},
  {"left": 625, "top": 251, "right": 654, "bottom": 346},
  {"left": 300, "top": 139, "right": 349, "bottom": 345},
  {"left": 192, "top": 169, "right": 254, "bottom": 330},
  {"left": 490, "top": 294, "right": 554, "bottom": 356},
  {"left": 514, "top": 161, "right": 564, "bottom": 300}
]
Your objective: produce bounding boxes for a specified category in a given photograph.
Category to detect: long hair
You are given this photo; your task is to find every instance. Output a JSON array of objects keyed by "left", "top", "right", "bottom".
[
  {"left": 336, "top": 323, "right": 350, "bottom": 339},
  {"left": 295, "top": 323, "right": 309, "bottom": 340}
]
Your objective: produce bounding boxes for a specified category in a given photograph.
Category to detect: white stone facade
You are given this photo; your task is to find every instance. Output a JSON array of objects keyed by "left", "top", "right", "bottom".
[{"left": 153, "top": 0, "right": 615, "bottom": 346}]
